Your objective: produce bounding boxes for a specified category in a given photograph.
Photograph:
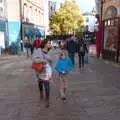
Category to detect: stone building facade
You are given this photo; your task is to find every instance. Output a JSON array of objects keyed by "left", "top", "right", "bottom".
[
  {"left": 101, "top": 0, "right": 120, "bottom": 63},
  {"left": 21, "top": 0, "right": 45, "bottom": 44},
  {"left": 95, "top": 0, "right": 102, "bottom": 17},
  {"left": 6, "top": 0, "right": 46, "bottom": 52}
]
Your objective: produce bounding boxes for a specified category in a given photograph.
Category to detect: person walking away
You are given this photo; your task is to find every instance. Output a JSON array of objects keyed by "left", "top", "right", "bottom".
[
  {"left": 26, "top": 42, "right": 31, "bottom": 58},
  {"left": 32, "top": 40, "right": 52, "bottom": 108},
  {"left": 55, "top": 52, "right": 73, "bottom": 101},
  {"left": 66, "top": 37, "right": 77, "bottom": 67},
  {"left": 77, "top": 39, "right": 88, "bottom": 69},
  {"left": 30, "top": 43, "right": 34, "bottom": 55},
  {"left": 34, "top": 39, "right": 40, "bottom": 49}
]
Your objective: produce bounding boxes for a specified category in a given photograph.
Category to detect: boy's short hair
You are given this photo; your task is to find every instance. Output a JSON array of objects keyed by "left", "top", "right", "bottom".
[{"left": 60, "top": 51, "right": 67, "bottom": 57}]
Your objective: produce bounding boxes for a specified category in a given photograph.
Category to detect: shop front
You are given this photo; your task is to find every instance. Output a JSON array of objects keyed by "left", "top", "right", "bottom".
[
  {"left": 23, "top": 23, "right": 45, "bottom": 44},
  {"left": 101, "top": 3, "right": 120, "bottom": 63},
  {"left": 102, "top": 17, "right": 120, "bottom": 63}
]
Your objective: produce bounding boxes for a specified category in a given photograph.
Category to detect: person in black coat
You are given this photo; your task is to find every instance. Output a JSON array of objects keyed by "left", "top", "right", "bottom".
[
  {"left": 77, "top": 38, "right": 88, "bottom": 69},
  {"left": 66, "top": 37, "right": 77, "bottom": 67}
]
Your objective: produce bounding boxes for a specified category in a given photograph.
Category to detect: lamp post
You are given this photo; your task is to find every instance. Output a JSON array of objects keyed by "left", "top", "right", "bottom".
[{"left": 100, "top": 0, "right": 103, "bottom": 57}]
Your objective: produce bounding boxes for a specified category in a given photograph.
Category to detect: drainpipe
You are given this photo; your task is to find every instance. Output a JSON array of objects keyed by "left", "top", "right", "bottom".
[
  {"left": 19, "top": 0, "right": 23, "bottom": 41},
  {"left": 100, "top": 0, "right": 103, "bottom": 57},
  {"left": 19, "top": 0, "right": 23, "bottom": 52}
]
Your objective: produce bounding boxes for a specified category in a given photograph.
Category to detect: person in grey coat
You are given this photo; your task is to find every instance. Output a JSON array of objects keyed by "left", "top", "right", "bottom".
[{"left": 32, "top": 40, "right": 52, "bottom": 108}]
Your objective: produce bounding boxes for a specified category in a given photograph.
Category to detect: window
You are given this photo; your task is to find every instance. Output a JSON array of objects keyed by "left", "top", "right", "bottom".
[
  {"left": 29, "top": 6, "right": 32, "bottom": 22},
  {"left": 23, "top": 3, "right": 28, "bottom": 19},
  {"left": 38, "top": 11, "right": 40, "bottom": 25},
  {"left": 35, "top": 9, "right": 37, "bottom": 24},
  {"left": 86, "top": 17, "right": 89, "bottom": 23},
  {"left": 41, "top": 13, "right": 44, "bottom": 26},
  {"left": 0, "top": 0, "right": 3, "bottom": 3},
  {"left": 0, "top": 7, "right": 3, "bottom": 17}
]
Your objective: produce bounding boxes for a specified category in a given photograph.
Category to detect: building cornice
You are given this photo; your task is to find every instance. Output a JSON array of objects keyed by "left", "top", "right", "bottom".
[{"left": 26, "top": 0, "right": 44, "bottom": 11}]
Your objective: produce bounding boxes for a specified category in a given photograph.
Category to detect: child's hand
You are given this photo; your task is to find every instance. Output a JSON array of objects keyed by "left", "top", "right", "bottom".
[
  {"left": 50, "top": 76, "right": 56, "bottom": 82},
  {"left": 49, "top": 77, "right": 53, "bottom": 82}
]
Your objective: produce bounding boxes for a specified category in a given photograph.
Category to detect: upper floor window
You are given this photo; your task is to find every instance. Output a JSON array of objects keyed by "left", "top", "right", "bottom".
[
  {"left": 0, "top": 0, "right": 3, "bottom": 3},
  {"left": 23, "top": 3, "right": 28, "bottom": 18},
  {"left": 0, "top": 7, "right": 3, "bottom": 17}
]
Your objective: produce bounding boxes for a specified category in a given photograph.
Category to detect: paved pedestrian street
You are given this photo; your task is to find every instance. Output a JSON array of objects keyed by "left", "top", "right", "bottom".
[{"left": 0, "top": 55, "right": 120, "bottom": 120}]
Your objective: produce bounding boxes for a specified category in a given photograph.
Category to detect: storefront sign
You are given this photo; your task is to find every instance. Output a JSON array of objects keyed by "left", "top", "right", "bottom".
[
  {"left": 0, "top": 32, "right": 5, "bottom": 49},
  {"left": 8, "top": 21, "right": 21, "bottom": 46}
]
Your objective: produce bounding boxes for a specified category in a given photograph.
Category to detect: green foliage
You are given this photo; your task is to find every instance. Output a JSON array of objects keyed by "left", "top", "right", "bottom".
[{"left": 49, "top": 0, "right": 84, "bottom": 35}]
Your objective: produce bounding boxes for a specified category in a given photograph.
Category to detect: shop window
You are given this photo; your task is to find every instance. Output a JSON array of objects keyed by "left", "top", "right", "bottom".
[
  {"left": 108, "top": 20, "right": 111, "bottom": 26},
  {"left": 111, "top": 19, "right": 114, "bottom": 26},
  {"left": 104, "top": 26, "right": 118, "bottom": 51},
  {"left": 105, "top": 21, "right": 107, "bottom": 27}
]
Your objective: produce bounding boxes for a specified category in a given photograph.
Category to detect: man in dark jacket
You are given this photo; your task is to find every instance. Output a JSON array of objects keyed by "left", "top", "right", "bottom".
[
  {"left": 77, "top": 39, "right": 88, "bottom": 69},
  {"left": 66, "top": 37, "right": 77, "bottom": 66}
]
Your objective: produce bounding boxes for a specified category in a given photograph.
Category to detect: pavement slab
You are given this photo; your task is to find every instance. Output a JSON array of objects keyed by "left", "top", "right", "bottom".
[{"left": 0, "top": 55, "right": 120, "bottom": 120}]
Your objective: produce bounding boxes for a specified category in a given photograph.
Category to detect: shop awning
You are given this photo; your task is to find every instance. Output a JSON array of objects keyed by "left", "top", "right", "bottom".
[{"left": 24, "top": 27, "right": 45, "bottom": 37}]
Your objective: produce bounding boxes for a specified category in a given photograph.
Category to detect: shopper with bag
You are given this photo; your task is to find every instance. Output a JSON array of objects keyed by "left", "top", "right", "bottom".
[
  {"left": 32, "top": 40, "right": 52, "bottom": 108},
  {"left": 55, "top": 52, "right": 73, "bottom": 101},
  {"left": 77, "top": 37, "right": 88, "bottom": 69}
]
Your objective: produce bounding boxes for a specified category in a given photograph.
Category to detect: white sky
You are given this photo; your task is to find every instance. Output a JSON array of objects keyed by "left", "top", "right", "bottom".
[
  {"left": 76, "top": 0, "right": 95, "bottom": 13},
  {"left": 55, "top": 0, "right": 95, "bottom": 13}
]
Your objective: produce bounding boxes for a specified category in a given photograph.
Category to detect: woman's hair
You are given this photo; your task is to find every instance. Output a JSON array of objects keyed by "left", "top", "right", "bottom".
[{"left": 39, "top": 39, "right": 51, "bottom": 49}]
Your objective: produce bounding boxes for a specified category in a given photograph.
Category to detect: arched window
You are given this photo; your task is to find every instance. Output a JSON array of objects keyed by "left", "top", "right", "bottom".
[
  {"left": 104, "top": 6, "right": 117, "bottom": 20},
  {"left": 23, "top": 3, "right": 27, "bottom": 19},
  {"left": 41, "top": 13, "right": 44, "bottom": 26},
  {"left": 38, "top": 11, "right": 40, "bottom": 25},
  {"left": 29, "top": 6, "right": 32, "bottom": 22},
  {"left": 35, "top": 9, "right": 37, "bottom": 24}
]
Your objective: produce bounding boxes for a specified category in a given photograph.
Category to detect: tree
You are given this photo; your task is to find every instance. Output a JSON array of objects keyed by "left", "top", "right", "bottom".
[{"left": 49, "top": 0, "right": 84, "bottom": 35}]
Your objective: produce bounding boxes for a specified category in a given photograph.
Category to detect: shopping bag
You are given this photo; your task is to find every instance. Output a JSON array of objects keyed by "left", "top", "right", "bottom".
[
  {"left": 84, "top": 55, "right": 88, "bottom": 64},
  {"left": 32, "top": 63, "right": 44, "bottom": 72}
]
